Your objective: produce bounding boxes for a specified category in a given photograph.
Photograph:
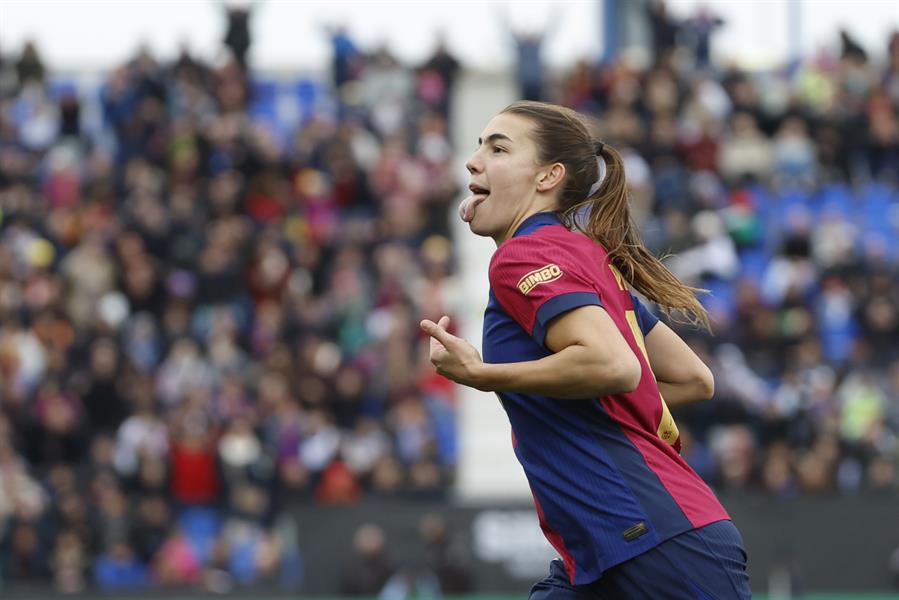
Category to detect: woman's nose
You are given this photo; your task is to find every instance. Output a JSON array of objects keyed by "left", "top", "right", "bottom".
[{"left": 465, "top": 153, "right": 481, "bottom": 174}]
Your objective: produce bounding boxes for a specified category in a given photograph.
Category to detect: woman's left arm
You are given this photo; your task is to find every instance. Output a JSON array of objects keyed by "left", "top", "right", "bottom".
[{"left": 421, "top": 306, "right": 641, "bottom": 399}]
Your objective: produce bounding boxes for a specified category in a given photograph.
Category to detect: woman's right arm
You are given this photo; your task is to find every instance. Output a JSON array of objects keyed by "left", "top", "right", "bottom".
[{"left": 644, "top": 321, "right": 714, "bottom": 408}]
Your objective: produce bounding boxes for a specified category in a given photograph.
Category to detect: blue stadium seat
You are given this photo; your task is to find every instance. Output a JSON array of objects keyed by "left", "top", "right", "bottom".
[
  {"left": 780, "top": 188, "right": 812, "bottom": 215},
  {"left": 821, "top": 327, "right": 857, "bottom": 364},
  {"left": 816, "top": 183, "right": 853, "bottom": 222},
  {"left": 48, "top": 77, "right": 78, "bottom": 100},
  {"left": 248, "top": 78, "right": 327, "bottom": 146},
  {"left": 177, "top": 506, "right": 222, "bottom": 564},
  {"left": 748, "top": 186, "right": 778, "bottom": 245},
  {"left": 738, "top": 247, "right": 770, "bottom": 280},
  {"left": 426, "top": 395, "right": 458, "bottom": 465},
  {"left": 699, "top": 278, "right": 736, "bottom": 321},
  {"left": 229, "top": 537, "right": 259, "bottom": 584},
  {"left": 249, "top": 77, "right": 280, "bottom": 127},
  {"left": 294, "top": 79, "right": 319, "bottom": 125},
  {"left": 859, "top": 183, "right": 894, "bottom": 235}
]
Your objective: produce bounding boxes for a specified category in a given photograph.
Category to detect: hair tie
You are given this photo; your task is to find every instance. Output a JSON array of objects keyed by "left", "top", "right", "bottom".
[
  {"left": 593, "top": 140, "right": 605, "bottom": 156},
  {"left": 587, "top": 156, "right": 606, "bottom": 197}
]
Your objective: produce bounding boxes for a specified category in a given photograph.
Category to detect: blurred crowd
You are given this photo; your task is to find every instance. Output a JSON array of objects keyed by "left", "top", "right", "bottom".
[
  {"left": 0, "top": 1, "right": 897, "bottom": 595},
  {"left": 0, "top": 6, "right": 461, "bottom": 594}
]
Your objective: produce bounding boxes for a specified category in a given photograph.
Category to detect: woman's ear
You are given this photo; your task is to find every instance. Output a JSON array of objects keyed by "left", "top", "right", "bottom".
[{"left": 535, "top": 162, "right": 566, "bottom": 193}]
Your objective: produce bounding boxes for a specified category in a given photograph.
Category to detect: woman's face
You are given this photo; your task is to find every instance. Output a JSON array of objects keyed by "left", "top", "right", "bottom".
[{"left": 462, "top": 113, "right": 554, "bottom": 243}]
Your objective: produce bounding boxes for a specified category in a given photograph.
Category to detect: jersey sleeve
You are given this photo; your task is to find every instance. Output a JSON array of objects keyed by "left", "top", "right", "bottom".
[
  {"left": 630, "top": 293, "right": 659, "bottom": 335},
  {"left": 489, "top": 237, "right": 602, "bottom": 346}
]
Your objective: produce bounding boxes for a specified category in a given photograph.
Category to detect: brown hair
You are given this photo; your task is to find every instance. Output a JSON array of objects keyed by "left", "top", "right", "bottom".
[{"left": 501, "top": 100, "right": 710, "bottom": 330}]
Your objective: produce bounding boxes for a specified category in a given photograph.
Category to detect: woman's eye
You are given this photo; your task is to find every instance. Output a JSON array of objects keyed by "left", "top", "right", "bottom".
[{"left": 493, "top": 147, "right": 506, "bottom": 153}]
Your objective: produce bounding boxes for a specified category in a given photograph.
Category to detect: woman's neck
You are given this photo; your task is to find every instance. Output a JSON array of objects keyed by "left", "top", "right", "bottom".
[{"left": 493, "top": 208, "right": 558, "bottom": 247}]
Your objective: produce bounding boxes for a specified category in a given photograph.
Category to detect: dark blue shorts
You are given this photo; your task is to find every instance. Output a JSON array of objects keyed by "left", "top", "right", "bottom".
[{"left": 529, "top": 520, "right": 751, "bottom": 600}]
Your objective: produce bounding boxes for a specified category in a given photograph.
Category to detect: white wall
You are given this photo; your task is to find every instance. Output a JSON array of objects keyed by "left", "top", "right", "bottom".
[
  {"left": 0, "top": 0, "right": 600, "bottom": 73},
  {"left": 1, "top": 0, "right": 896, "bottom": 75}
]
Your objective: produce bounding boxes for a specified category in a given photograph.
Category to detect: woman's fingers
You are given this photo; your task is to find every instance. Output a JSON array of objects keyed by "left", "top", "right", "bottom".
[
  {"left": 420, "top": 318, "right": 455, "bottom": 349},
  {"left": 420, "top": 315, "right": 482, "bottom": 389}
]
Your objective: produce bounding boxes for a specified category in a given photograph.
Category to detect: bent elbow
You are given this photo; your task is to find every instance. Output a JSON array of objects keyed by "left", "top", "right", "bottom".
[
  {"left": 616, "top": 378, "right": 640, "bottom": 395},
  {"left": 621, "top": 362, "right": 642, "bottom": 393},
  {"left": 698, "top": 366, "right": 715, "bottom": 400},
  {"left": 602, "top": 356, "right": 642, "bottom": 395}
]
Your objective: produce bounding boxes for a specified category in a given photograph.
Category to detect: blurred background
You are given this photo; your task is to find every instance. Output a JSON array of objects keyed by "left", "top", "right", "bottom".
[{"left": 0, "top": 0, "right": 898, "bottom": 598}]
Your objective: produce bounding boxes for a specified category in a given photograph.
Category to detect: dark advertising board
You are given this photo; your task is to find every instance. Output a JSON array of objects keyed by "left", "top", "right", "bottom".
[{"left": 291, "top": 493, "right": 899, "bottom": 594}]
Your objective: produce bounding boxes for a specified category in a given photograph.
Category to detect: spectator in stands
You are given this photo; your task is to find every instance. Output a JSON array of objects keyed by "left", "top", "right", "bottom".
[
  {"left": 324, "top": 24, "right": 363, "bottom": 94},
  {"left": 419, "top": 33, "right": 460, "bottom": 120},
  {"left": 681, "top": 6, "right": 724, "bottom": 69},
  {"left": 14, "top": 40, "right": 45, "bottom": 89},
  {"left": 417, "top": 512, "right": 473, "bottom": 594},
  {"left": 1, "top": 521, "right": 48, "bottom": 583},
  {"left": 223, "top": 1, "right": 254, "bottom": 72},
  {"left": 646, "top": 0, "right": 680, "bottom": 65},
  {"left": 130, "top": 495, "right": 171, "bottom": 564},
  {"left": 152, "top": 527, "right": 204, "bottom": 586},
  {"left": 718, "top": 112, "right": 773, "bottom": 184},
  {"left": 51, "top": 528, "right": 87, "bottom": 593},
  {"left": 500, "top": 11, "right": 557, "bottom": 102},
  {"left": 338, "top": 523, "right": 397, "bottom": 595}
]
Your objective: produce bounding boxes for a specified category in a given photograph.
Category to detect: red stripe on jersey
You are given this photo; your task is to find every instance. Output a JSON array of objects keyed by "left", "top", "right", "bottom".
[
  {"left": 600, "top": 397, "right": 730, "bottom": 528},
  {"left": 531, "top": 486, "right": 577, "bottom": 584}
]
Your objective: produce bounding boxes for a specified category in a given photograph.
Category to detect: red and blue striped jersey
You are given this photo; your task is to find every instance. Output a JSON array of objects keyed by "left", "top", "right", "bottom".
[{"left": 483, "top": 211, "right": 729, "bottom": 585}]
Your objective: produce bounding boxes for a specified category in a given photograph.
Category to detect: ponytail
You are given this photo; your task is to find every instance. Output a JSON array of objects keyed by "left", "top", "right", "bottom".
[
  {"left": 559, "top": 145, "right": 711, "bottom": 330},
  {"left": 501, "top": 100, "right": 710, "bottom": 330}
]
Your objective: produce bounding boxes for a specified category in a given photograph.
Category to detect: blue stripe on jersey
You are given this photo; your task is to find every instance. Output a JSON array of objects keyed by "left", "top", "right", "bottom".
[
  {"left": 485, "top": 290, "right": 546, "bottom": 359},
  {"left": 499, "top": 390, "right": 662, "bottom": 581},
  {"left": 629, "top": 293, "right": 659, "bottom": 334},
  {"left": 587, "top": 399, "right": 693, "bottom": 540},
  {"left": 513, "top": 211, "right": 565, "bottom": 237},
  {"left": 533, "top": 291, "right": 601, "bottom": 346}
]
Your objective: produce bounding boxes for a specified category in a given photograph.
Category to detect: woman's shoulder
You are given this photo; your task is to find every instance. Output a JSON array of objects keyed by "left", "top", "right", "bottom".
[
  {"left": 490, "top": 226, "right": 608, "bottom": 274},
  {"left": 490, "top": 227, "right": 558, "bottom": 267},
  {"left": 527, "top": 224, "right": 610, "bottom": 260}
]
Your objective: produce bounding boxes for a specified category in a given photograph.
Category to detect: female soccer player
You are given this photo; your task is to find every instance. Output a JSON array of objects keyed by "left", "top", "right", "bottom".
[{"left": 420, "top": 101, "right": 750, "bottom": 599}]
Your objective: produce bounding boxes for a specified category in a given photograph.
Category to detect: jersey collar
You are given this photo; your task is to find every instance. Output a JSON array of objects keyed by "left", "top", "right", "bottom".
[{"left": 512, "top": 211, "right": 563, "bottom": 238}]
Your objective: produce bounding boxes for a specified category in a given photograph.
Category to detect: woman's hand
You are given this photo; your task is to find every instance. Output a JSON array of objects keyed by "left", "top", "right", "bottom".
[{"left": 420, "top": 315, "right": 487, "bottom": 390}]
